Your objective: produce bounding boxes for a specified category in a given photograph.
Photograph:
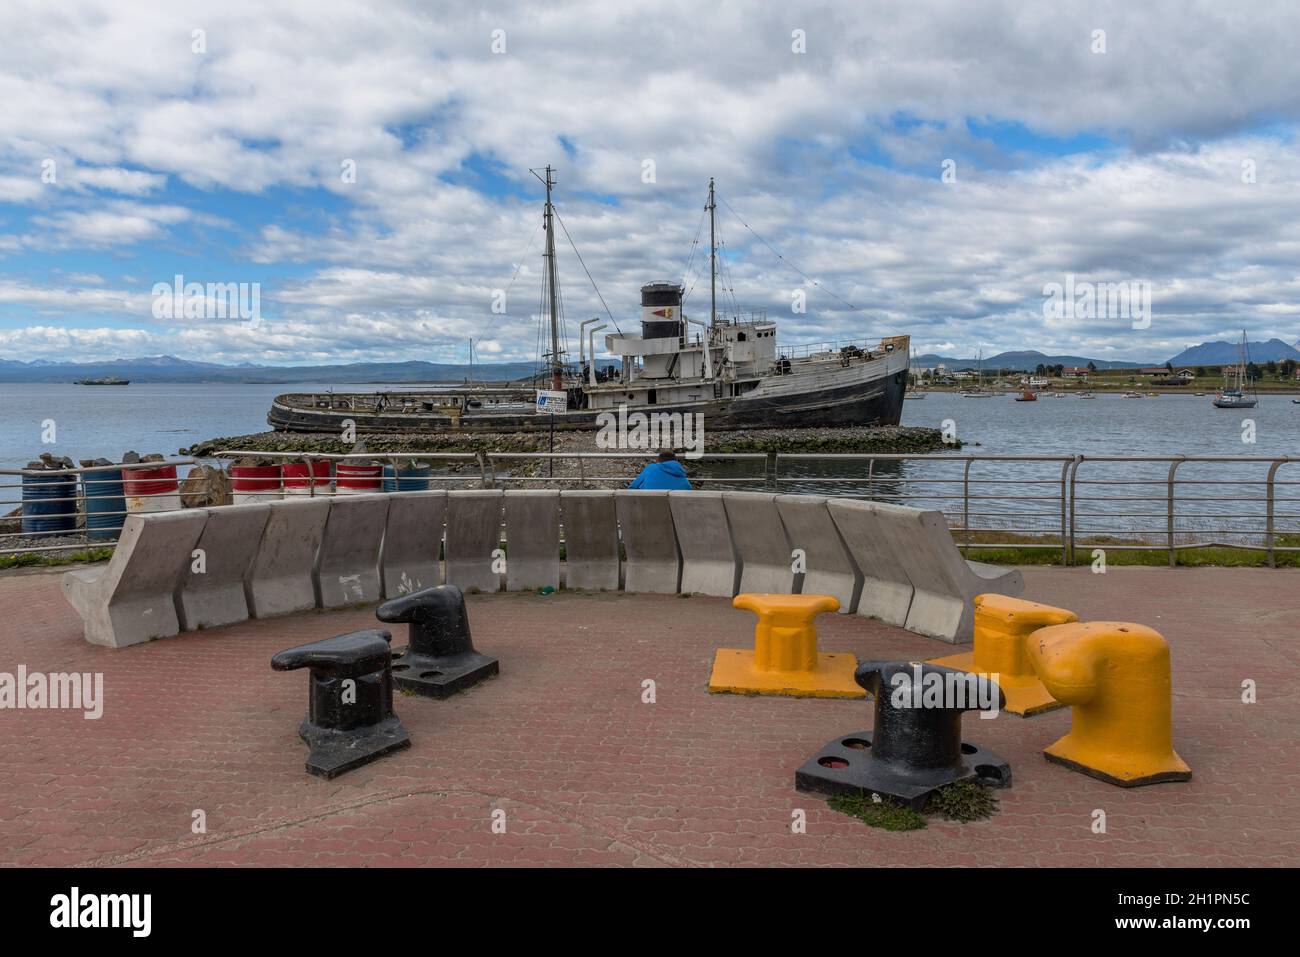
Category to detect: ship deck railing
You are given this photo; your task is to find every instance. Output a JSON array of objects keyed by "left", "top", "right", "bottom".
[{"left": 3, "top": 452, "right": 1298, "bottom": 567}]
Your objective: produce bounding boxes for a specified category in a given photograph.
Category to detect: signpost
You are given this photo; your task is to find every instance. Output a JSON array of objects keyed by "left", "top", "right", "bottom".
[{"left": 536, "top": 390, "right": 567, "bottom": 477}]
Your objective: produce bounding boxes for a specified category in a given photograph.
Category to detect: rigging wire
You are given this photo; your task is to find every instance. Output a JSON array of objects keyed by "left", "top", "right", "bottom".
[
  {"left": 717, "top": 193, "right": 882, "bottom": 323},
  {"left": 553, "top": 208, "right": 622, "bottom": 334},
  {"left": 481, "top": 217, "right": 542, "bottom": 342}
]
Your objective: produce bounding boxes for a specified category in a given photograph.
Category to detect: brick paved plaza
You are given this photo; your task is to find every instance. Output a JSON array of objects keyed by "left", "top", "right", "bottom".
[{"left": 1, "top": 565, "right": 1296, "bottom": 867}]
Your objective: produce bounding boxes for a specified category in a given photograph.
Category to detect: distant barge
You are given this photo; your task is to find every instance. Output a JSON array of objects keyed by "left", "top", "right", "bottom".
[{"left": 74, "top": 377, "right": 130, "bottom": 385}]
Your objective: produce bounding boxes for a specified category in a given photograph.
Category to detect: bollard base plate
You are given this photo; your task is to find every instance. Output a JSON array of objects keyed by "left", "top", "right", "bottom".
[
  {"left": 1043, "top": 740, "right": 1191, "bottom": 787},
  {"left": 795, "top": 729, "right": 1012, "bottom": 810},
  {"left": 707, "top": 648, "right": 864, "bottom": 698},
  {"left": 391, "top": 647, "right": 499, "bottom": 698},
  {"left": 927, "top": 650, "right": 1065, "bottom": 717},
  {"left": 299, "top": 714, "right": 411, "bottom": 779}
]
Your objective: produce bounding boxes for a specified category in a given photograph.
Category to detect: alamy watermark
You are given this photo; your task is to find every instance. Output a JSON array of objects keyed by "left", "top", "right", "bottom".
[
  {"left": 1, "top": 667, "right": 103, "bottom": 719},
  {"left": 889, "top": 664, "right": 1000, "bottom": 718},
  {"left": 151, "top": 273, "right": 262, "bottom": 327},
  {"left": 595, "top": 405, "right": 705, "bottom": 459},
  {"left": 1042, "top": 274, "right": 1151, "bottom": 330}
]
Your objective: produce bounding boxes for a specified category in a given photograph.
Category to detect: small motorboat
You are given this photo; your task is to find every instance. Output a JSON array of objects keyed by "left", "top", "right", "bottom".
[
  {"left": 1123, "top": 391, "right": 1143, "bottom": 398},
  {"left": 1014, "top": 389, "right": 1037, "bottom": 402}
]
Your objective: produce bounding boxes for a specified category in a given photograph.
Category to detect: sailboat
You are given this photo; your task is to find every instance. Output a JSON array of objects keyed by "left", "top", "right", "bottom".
[
  {"left": 1212, "top": 331, "right": 1258, "bottom": 409},
  {"left": 960, "top": 349, "right": 993, "bottom": 397}
]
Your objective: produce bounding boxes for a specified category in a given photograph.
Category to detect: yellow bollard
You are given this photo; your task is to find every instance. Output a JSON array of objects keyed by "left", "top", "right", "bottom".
[
  {"left": 1027, "top": 621, "right": 1192, "bottom": 787},
  {"left": 929, "top": 594, "right": 1078, "bottom": 716},
  {"left": 708, "top": 593, "right": 862, "bottom": 698}
]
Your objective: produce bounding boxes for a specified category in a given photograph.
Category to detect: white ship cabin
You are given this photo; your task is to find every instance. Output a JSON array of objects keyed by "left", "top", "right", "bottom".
[{"left": 585, "top": 281, "right": 781, "bottom": 409}]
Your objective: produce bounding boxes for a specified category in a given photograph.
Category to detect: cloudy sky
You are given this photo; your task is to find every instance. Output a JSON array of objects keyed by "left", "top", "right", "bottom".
[{"left": 2, "top": 0, "right": 1299, "bottom": 367}]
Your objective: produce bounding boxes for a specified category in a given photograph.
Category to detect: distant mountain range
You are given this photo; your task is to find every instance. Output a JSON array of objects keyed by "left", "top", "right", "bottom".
[
  {"left": 0, "top": 355, "right": 540, "bottom": 384},
  {"left": 4, "top": 338, "right": 1298, "bottom": 383},
  {"left": 912, "top": 351, "right": 1147, "bottom": 370},
  {"left": 1165, "top": 338, "right": 1300, "bottom": 366}
]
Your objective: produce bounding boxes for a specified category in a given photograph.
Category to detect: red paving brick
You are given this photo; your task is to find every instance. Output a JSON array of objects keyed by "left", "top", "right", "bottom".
[{"left": 0, "top": 564, "right": 1297, "bottom": 867}]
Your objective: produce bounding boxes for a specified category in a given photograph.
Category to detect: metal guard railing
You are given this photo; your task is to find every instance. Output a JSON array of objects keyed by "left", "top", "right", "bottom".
[{"left": 1, "top": 452, "right": 1296, "bottom": 567}]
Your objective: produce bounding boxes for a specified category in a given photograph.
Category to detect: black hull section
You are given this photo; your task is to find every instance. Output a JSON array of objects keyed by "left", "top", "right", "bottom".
[{"left": 268, "top": 371, "right": 908, "bottom": 434}]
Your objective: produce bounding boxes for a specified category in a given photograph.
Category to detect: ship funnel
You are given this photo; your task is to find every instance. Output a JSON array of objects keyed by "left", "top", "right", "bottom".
[{"left": 640, "top": 282, "right": 684, "bottom": 341}]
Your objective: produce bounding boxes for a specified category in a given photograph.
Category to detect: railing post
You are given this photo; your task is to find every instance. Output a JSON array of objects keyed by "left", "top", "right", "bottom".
[
  {"left": 1166, "top": 457, "right": 1184, "bottom": 567},
  {"left": 962, "top": 458, "right": 972, "bottom": 548},
  {"left": 1058, "top": 457, "right": 1073, "bottom": 566},
  {"left": 1266, "top": 458, "right": 1284, "bottom": 568},
  {"left": 578, "top": 455, "right": 586, "bottom": 488},
  {"left": 479, "top": 452, "right": 492, "bottom": 489},
  {"left": 1067, "top": 456, "right": 1084, "bottom": 566},
  {"left": 767, "top": 452, "right": 777, "bottom": 492}
]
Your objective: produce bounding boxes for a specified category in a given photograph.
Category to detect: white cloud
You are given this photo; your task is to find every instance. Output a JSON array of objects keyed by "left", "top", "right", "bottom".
[{"left": 2, "top": 1, "right": 1300, "bottom": 363}]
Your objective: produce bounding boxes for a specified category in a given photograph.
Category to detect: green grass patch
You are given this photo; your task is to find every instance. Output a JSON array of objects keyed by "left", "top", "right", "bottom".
[
  {"left": 926, "top": 780, "right": 998, "bottom": 822},
  {"left": 828, "top": 780, "right": 1000, "bottom": 831},
  {"left": 827, "top": 794, "right": 928, "bottom": 831},
  {"left": 0, "top": 547, "right": 114, "bottom": 571}
]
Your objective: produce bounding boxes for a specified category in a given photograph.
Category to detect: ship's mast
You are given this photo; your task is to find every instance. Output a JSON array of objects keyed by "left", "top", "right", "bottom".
[
  {"left": 707, "top": 177, "right": 717, "bottom": 328},
  {"left": 532, "top": 165, "right": 563, "bottom": 391}
]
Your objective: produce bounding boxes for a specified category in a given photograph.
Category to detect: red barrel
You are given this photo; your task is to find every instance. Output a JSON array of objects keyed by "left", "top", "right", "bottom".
[
  {"left": 282, "top": 461, "right": 331, "bottom": 491},
  {"left": 122, "top": 464, "right": 181, "bottom": 513},
  {"left": 230, "top": 464, "right": 283, "bottom": 498},
  {"left": 122, "top": 465, "right": 178, "bottom": 497},
  {"left": 335, "top": 463, "right": 382, "bottom": 493}
]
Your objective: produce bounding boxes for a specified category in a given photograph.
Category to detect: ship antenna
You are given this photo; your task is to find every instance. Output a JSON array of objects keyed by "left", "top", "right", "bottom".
[
  {"left": 531, "top": 164, "right": 562, "bottom": 391},
  {"left": 707, "top": 177, "right": 717, "bottom": 328}
]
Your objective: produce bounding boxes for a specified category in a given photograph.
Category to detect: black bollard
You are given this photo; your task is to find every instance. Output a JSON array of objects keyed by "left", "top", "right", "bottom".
[
  {"left": 375, "top": 585, "right": 499, "bottom": 698},
  {"left": 794, "top": 660, "right": 1011, "bottom": 809},
  {"left": 271, "top": 628, "right": 411, "bottom": 779}
]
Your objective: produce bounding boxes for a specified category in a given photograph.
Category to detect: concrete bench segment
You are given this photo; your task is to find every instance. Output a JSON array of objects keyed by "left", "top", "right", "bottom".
[
  {"left": 669, "top": 490, "right": 739, "bottom": 597},
  {"left": 245, "top": 497, "right": 330, "bottom": 619},
  {"left": 724, "top": 491, "right": 796, "bottom": 595},
  {"left": 504, "top": 490, "right": 561, "bottom": 591},
  {"left": 176, "top": 503, "right": 270, "bottom": 631},
  {"left": 774, "top": 494, "right": 862, "bottom": 613},
  {"left": 315, "top": 493, "right": 389, "bottom": 608},
  {"left": 826, "top": 499, "right": 915, "bottom": 628},
  {"left": 887, "top": 507, "right": 1024, "bottom": 643},
  {"left": 379, "top": 490, "right": 446, "bottom": 599},
  {"left": 614, "top": 490, "right": 680, "bottom": 594},
  {"left": 444, "top": 489, "right": 504, "bottom": 594},
  {"left": 61, "top": 509, "right": 208, "bottom": 648},
  {"left": 560, "top": 490, "right": 620, "bottom": 590}
]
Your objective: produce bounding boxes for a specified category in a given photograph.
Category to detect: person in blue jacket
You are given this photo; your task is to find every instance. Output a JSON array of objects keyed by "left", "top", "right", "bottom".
[{"left": 629, "top": 450, "right": 692, "bottom": 490}]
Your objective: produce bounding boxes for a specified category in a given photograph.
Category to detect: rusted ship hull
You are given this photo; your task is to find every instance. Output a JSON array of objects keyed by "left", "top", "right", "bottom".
[{"left": 268, "top": 366, "right": 908, "bottom": 434}]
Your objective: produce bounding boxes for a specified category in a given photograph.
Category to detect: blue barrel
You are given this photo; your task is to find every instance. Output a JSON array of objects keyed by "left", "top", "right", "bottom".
[
  {"left": 83, "top": 469, "right": 127, "bottom": 541},
  {"left": 382, "top": 463, "right": 432, "bottom": 492},
  {"left": 21, "top": 471, "right": 78, "bottom": 534}
]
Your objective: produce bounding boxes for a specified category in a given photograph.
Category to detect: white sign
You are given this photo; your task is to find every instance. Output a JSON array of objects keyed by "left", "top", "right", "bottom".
[{"left": 535, "top": 390, "right": 567, "bottom": 414}]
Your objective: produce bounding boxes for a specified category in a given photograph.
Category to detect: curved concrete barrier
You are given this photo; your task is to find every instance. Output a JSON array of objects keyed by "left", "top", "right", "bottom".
[
  {"left": 60, "top": 488, "right": 1029, "bottom": 651},
  {"left": 444, "top": 489, "right": 503, "bottom": 593},
  {"left": 561, "top": 490, "right": 619, "bottom": 590},
  {"left": 879, "top": 506, "right": 1023, "bottom": 643},
  {"left": 177, "top": 503, "right": 270, "bottom": 631},
  {"left": 504, "top": 490, "right": 560, "bottom": 591},
  {"left": 826, "top": 499, "right": 914, "bottom": 628},
  {"left": 725, "top": 491, "right": 795, "bottom": 595},
  {"left": 670, "top": 490, "right": 738, "bottom": 597},
  {"left": 775, "top": 494, "right": 861, "bottom": 613},
  {"left": 615, "top": 490, "right": 680, "bottom": 594},
  {"left": 61, "top": 509, "right": 208, "bottom": 648},
  {"left": 316, "top": 494, "right": 389, "bottom": 608},
  {"left": 380, "top": 490, "right": 446, "bottom": 598},
  {"left": 246, "top": 497, "right": 330, "bottom": 619}
]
